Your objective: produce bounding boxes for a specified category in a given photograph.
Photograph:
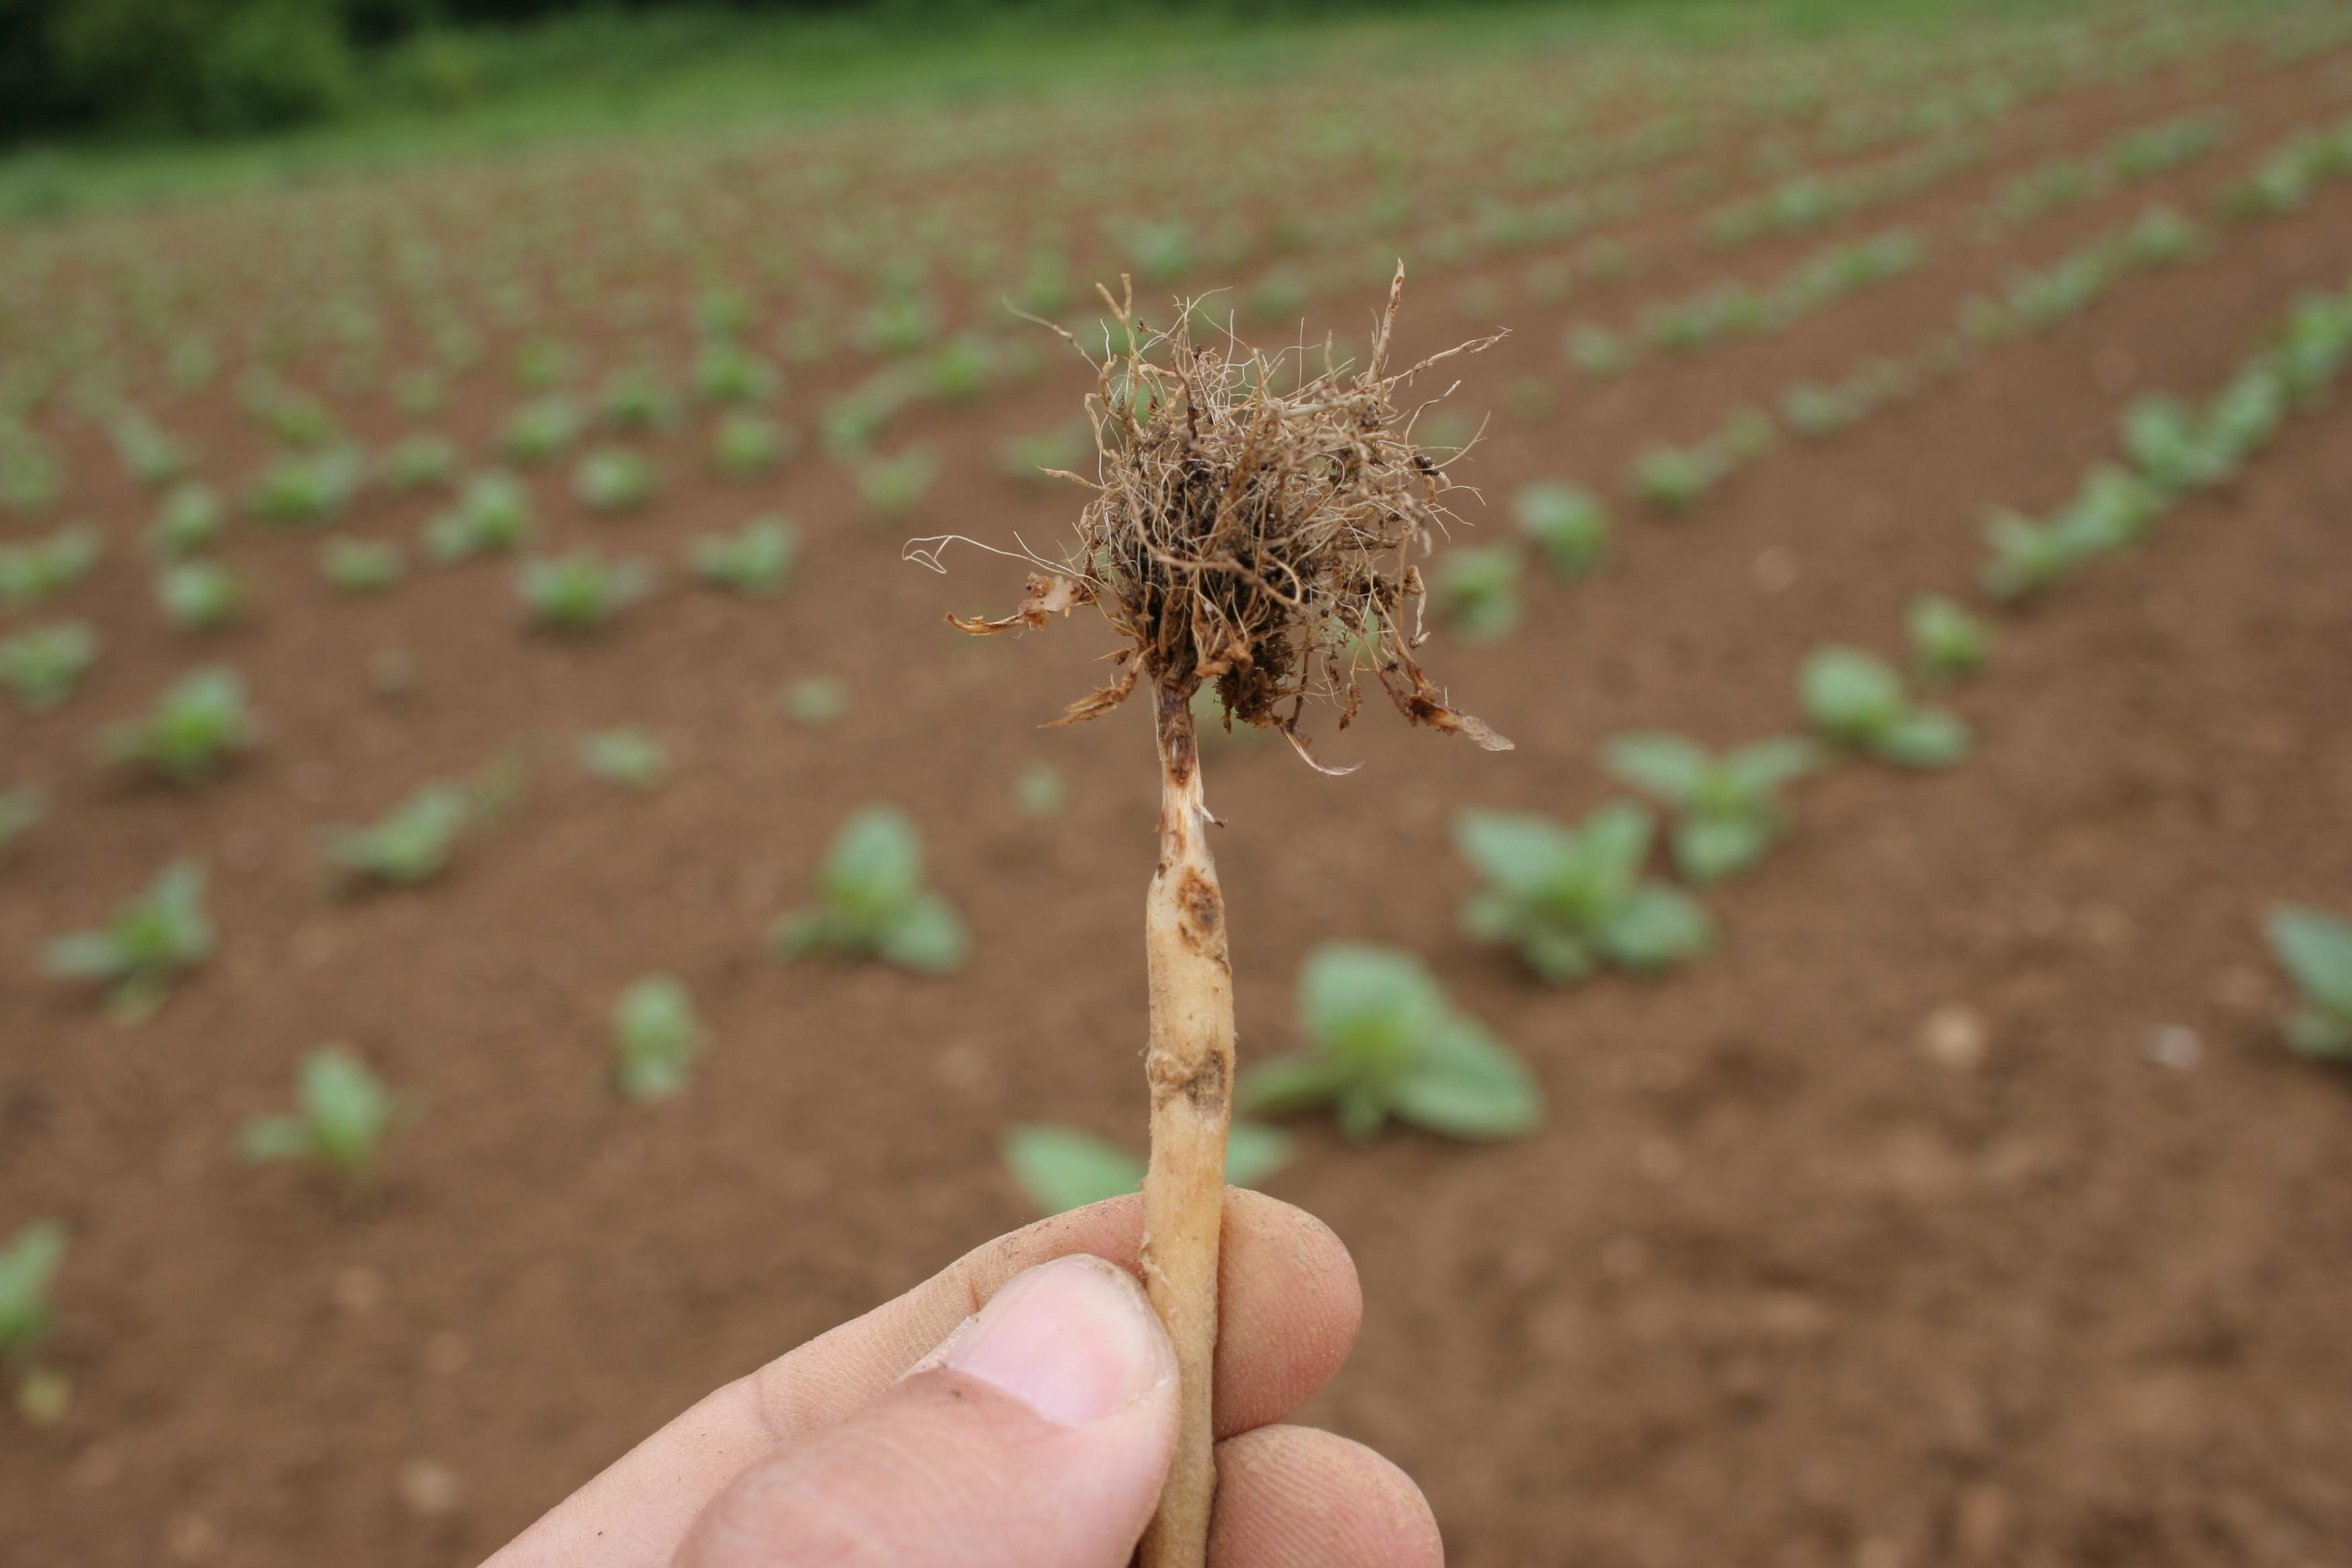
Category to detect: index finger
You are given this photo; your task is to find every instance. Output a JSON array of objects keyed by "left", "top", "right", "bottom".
[{"left": 489, "top": 1188, "right": 1362, "bottom": 1568}]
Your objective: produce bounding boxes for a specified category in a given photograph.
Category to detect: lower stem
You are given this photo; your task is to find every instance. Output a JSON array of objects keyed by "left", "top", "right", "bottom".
[{"left": 1136, "top": 681, "right": 1236, "bottom": 1568}]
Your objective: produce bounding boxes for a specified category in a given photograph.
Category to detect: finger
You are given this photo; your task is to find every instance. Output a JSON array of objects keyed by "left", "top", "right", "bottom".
[
  {"left": 487, "top": 1190, "right": 1359, "bottom": 1568},
  {"left": 676, "top": 1255, "right": 1177, "bottom": 1568},
  {"left": 1211, "top": 1426, "right": 1445, "bottom": 1568}
]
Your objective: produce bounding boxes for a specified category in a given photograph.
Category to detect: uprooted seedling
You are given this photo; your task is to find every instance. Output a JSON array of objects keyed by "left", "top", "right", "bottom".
[{"left": 913, "top": 269, "right": 1506, "bottom": 1568}]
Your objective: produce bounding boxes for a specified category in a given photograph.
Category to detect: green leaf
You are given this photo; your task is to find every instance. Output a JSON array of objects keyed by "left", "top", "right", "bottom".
[
  {"left": 1604, "top": 733, "right": 1714, "bottom": 805},
  {"left": 877, "top": 892, "right": 969, "bottom": 975},
  {"left": 1801, "top": 645, "right": 1907, "bottom": 739},
  {"left": 1389, "top": 1017, "right": 1545, "bottom": 1140},
  {"left": 1002, "top": 1125, "right": 1146, "bottom": 1215},
  {"left": 1222, "top": 1122, "right": 1294, "bottom": 1188},
  {"left": 1578, "top": 799, "right": 1657, "bottom": 880},
  {"left": 1297, "top": 944, "right": 1447, "bottom": 1073},
  {"left": 1722, "top": 736, "right": 1822, "bottom": 795},
  {"left": 0, "top": 1220, "right": 67, "bottom": 1355},
  {"left": 823, "top": 806, "right": 926, "bottom": 916},
  {"left": 1597, "top": 883, "right": 1714, "bottom": 971},
  {"left": 2267, "top": 905, "right": 2352, "bottom": 1018},
  {"left": 1673, "top": 814, "right": 1773, "bottom": 883},
  {"left": 1518, "top": 926, "right": 1597, "bottom": 984},
  {"left": 237, "top": 1115, "right": 313, "bottom": 1164},
  {"left": 1875, "top": 708, "right": 1973, "bottom": 769},
  {"left": 2286, "top": 1009, "right": 2352, "bottom": 1062},
  {"left": 41, "top": 931, "right": 125, "bottom": 981},
  {"left": 1454, "top": 810, "right": 1577, "bottom": 901},
  {"left": 1238, "top": 1054, "right": 1352, "bottom": 1116}
]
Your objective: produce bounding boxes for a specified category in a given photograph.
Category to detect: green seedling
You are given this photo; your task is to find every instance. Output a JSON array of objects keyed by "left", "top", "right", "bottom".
[
  {"left": 577, "top": 729, "right": 668, "bottom": 790},
  {"left": 1604, "top": 732, "right": 1820, "bottom": 883},
  {"left": 44, "top": 860, "right": 214, "bottom": 1020},
  {"left": 327, "top": 783, "right": 469, "bottom": 885},
  {"left": 2056, "top": 463, "right": 2168, "bottom": 556},
  {"left": 0, "top": 1220, "right": 68, "bottom": 1425},
  {"left": 1630, "top": 442, "right": 1723, "bottom": 513},
  {"left": 512, "top": 338, "right": 573, "bottom": 391},
  {"left": 99, "top": 667, "right": 256, "bottom": 781},
  {"left": 772, "top": 805, "right": 967, "bottom": 975},
  {"left": 424, "top": 473, "right": 533, "bottom": 562},
  {"left": 1567, "top": 323, "right": 1633, "bottom": 377},
  {"left": 855, "top": 448, "right": 939, "bottom": 520},
  {"left": 1016, "top": 760, "right": 1067, "bottom": 819},
  {"left": 381, "top": 434, "right": 459, "bottom": 491},
  {"left": 500, "top": 398, "right": 581, "bottom": 465},
  {"left": 2204, "top": 366, "right": 2287, "bottom": 462},
  {"left": 692, "top": 518, "right": 799, "bottom": 596},
  {"left": 248, "top": 448, "right": 362, "bottom": 526},
  {"left": 1908, "top": 594, "right": 1994, "bottom": 684},
  {"left": 1456, "top": 802, "right": 1714, "bottom": 983},
  {"left": 2122, "top": 395, "right": 2232, "bottom": 491},
  {"left": 1979, "top": 507, "right": 2080, "bottom": 601},
  {"left": 320, "top": 538, "right": 405, "bottom": 595},
  {"left": 1512, "top": 483, "right": 1610, "bottom": 576},
  {"left": 1238, "top": 942, "right": 1542, "bottom": 1140},
  {"left": 0, "top": 524, "right": 101, "bottom": 609},
  {"left": 147, "top": 483, "right": 225, "bottom": 558},
  {"left": 1800, "top": 645, "right": 1971, "bottom": 769},
  {"left": 112, "top": 413, "right": 191, "bottom": 487},
  {"left": 997, "top": 423, "right": 1091, "bottom": 484},
  {"left": 783, "top": 676, "right": 846, "bottom": 725},
  {"left": 0, "top": 438, "right": 64, "bottom": 512},
  {"left": 612, "top": 975, "right": 704, "bottom": 1102},
  {"left": 599, "top": 366, "right": 681, "bottom": 432},
  {"left": 692, "top": 342, "right": 781, "bottom": 405},
  {"left": 1434, "top": 545, "right": 1524, "bottom": 641},
  {"left": 712, "top": 411, "right": 794, "bottom": 477},
  {"left": 573, "top": 447, "right": 657, "bottom": 512},
  {"left": 0, "top": 785, "right": 44, "bottom": 855},
  {"left": 0, "top": 622, "right": 97, "bottom": 713},
  {"left": 2266, "top": 905, "right": 2352, "bottom": 1061},
  {"left": 518, "top": 551, "right": 654, "bottom": 632},
  {"left": 239, "top": 1048, "right": 401, "bottom": 1187},
  {"left": 155, "top": 560, "right": 243, "bottom": 631},
  {"left": 1002, "top": 1121, "right": 1292, "bottom": 1216}
]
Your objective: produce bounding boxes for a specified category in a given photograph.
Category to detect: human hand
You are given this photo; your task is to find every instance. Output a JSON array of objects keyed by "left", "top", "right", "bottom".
[{"left": 484, "top": 1188, "right": 1440, "bottom": 1567}]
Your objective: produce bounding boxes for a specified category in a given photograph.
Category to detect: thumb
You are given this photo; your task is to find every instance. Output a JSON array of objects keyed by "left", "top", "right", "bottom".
[{"left": 675, "top": 1254, "right": 1181, "bottom": 1568}]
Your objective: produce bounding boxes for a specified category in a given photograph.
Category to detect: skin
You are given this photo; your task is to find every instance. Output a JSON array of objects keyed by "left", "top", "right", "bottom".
[{"left": 484, "top": 1189, "right": 1442, "bottom": 1568}]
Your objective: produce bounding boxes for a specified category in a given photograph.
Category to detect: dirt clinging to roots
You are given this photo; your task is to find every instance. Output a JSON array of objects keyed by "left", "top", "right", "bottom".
[{"left": 926, "top": 268, "right": 1515, "bottom": 768}]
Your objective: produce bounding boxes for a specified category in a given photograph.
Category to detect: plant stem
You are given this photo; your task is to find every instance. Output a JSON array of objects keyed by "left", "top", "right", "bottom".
[{"left": 1137, "top": 679, "right": 1235, "bottom": 1568}]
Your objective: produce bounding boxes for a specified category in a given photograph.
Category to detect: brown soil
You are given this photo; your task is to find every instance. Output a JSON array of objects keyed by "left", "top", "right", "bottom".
[{"left": 4, "top": 36, "right": 2352, "bottom": 1568}]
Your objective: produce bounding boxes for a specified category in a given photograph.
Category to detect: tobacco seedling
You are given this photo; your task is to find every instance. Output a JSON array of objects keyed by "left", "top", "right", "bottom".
[
  {"left": 148, "top": 483, "right": 226, "bottom": 557},
  {"left": 783, "top": 676, "right": 846, "bottom": 725},
  {"left": 855, "top": 447, "right": 938, "bottom": 520},
  {"left": 327, "top": 783, "right": 469, "bottom": 885},
  {"left": 424, "top": 473, "right": 533, "bottom": 562},
  {"left": 155, "top": 560, "right": 243, "bottom": 631},
  {"left": 1512, "top": 482, "right": 1609, "bottom": 575},
  {"left": 1457, "top": 802, "right": 1714, "bottom": 982},
  {"left": 773, "top": 805, "right": 967, "bottom": 975},
  {"left": 577, "top": 729, "right": 668, "bottom": 790},
  {"left": 1604, "top": 732, "right": 1820, "bottom": 883},
  {"left": 0, "top": 622, "right": 97, "bottom": 712},
  {"left": 99, "top": 667, "right": 257, "bottom": 781},
  {"left": 1909, "top": 594, "right": 1993, "bottom": 684},
  {"left": 1979, "top": 507, "right": 2079, "bottom": 600},
  {"left": 239, "top": 1048, "right": 401, "bottom": 1187},
  {"left": 2122, "top": 395, "right": 2232, "bottom": 491},
  {"left": 691, "top": 342, "right": 780, "bottom": 405},
  {"left": 0, "top": 785, "right": 44, "bottom": 855},
  {"left": 573, "top": 446, "right": 657, "bottom": 512},
  {"left": 0, "top": 1220, "right": 67, "bottom": 1426},
  {"left": 599, "top": 365, "right": 681, "bottom": 432},
  {"left": 692, "top": 518, "right": 798, "bottom": 596},
  {"left": 1434, "top": 544, "right": 1524, "bottom": 642},
  {"left": 1240, "top": 943, "right": 1542, "bottom": 1140},
  {"left": 248, "top": 448, "right": 362, "bottom": 525},
  {"left": 44, "top": 859, "right": 214, "bottom": 1020},
  {"left": 320, "top": 538, "right": 406, "bottom": 594},
  {"left": 1630, "top": 442, "right": 1724, "bottom": 513},
  {"left": 517, "top": 550, "right": 654, "bottom": 632},
  {"left": 1800, "top": 645, "right": 1971, "bottom": 769},
  {"left": 381, "top": 434, "right": 459, "bottom": 492},
  {"left": 0, "top": 524, "right": 101, "bottom": 609},
  {"left": 712, "top": 412, "right": 793, "bottom": 476},
  {"left": 1016, "top": 760, "right": 1067, "bottom": 818},
  {"left": 2265, "top": 905, "right": 2352, "bottom": 1062},
  {"left": 612, "top": 975, "right": 703, "bottom": 1102},
  {"left": 501, "top": 397, "right": 581, "bottom": 464},
  {"left": 1003, "top": 1122, "right": 1292, "bottom": 1216}
]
